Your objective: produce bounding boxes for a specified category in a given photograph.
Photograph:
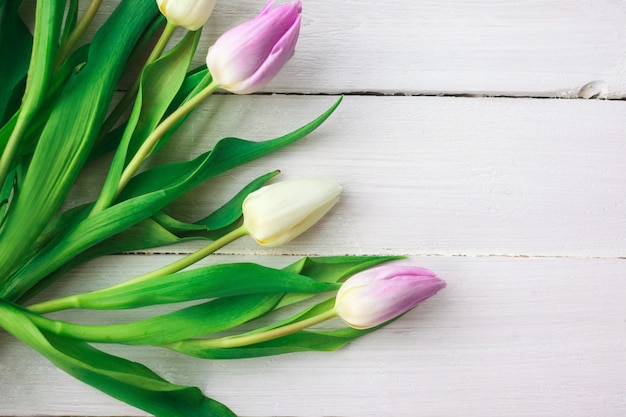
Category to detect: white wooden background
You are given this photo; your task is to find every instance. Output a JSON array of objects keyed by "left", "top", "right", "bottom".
[{"left": 3, "top": 1, "right": 626, "bottom": 416}]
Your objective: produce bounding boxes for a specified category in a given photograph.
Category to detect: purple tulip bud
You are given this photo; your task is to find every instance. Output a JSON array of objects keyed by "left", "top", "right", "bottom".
[
  {"left": 335, "top": 266, "right": 446, "bottom": 329},
  {"left": 206, "top": 0, "right": 302, "bottom": 94}
]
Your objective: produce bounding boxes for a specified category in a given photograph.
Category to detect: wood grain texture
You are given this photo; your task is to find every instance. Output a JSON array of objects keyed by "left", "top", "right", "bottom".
[
  {"left": 19, "top": 0, "right": 626, "bottom": 96},
  {"left": 66, "top": 95, "right": 626, "bottom": 258},
  {"left": 6, "top": 1, "right": 626, "bottom": 416},
  {"left": 2, "top": 255, "right": 626, "bottom": 417}
]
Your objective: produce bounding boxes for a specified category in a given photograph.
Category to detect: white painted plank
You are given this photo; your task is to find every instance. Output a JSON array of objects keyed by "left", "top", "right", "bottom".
[
  {"left": 2, "top": 255, "right": 626, "bottom": 417},
  {"left": 18, "top": 0, "right": 626, "bottom": 96},
  {"left": 6, "top": 3, "right": 626, "bottom": 417},
  {"left": 67, "top": 95, "right": 626, "bottom": 258}
]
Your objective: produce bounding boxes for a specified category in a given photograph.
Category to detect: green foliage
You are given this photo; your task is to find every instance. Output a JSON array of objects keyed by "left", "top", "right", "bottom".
[
  {"left": 0, "top": 0, "right": 32, "bottom": 125},
  {"left": 0, "top": 0, "right": 160, "bottom": 282},
  {"left": 0, "top": 1, "right": 382, "bottom": 416},
  {"left": 35, "top": 294, "right": 284, "bottom": 345},
  {"left": 170, "top": 327, "right": 374, "bottom": 360},
  {"left": 66, "top": 263, "right": 340, "bottom": 310},
  {"left": 23, "top": 257, "right": 396, "bottom": 350},
  {"left": 0, "top": 300, "right": 236, "bottom": 417},
  {"left": 0, "top": 100, "right": 340, "bottom": 301},
  {"left": 94, "top": 29, "right": 203, "bottom": 212}
]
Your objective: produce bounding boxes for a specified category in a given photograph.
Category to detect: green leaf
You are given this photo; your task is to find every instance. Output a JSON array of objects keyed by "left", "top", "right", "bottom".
[
  {"left": 88, "top": 64, "right": 207, "bottom": 163},
  {"left": 45, "top": 333, "right": 237, "bottom": 417},
  {"left": 60, "top": 0, "right": 79, "bottom": 45},
  {"left": 1, "top": 99, "right": 341, "bottom": 302},
  {"left": 278, "top": 255, "right": 403, "bottom": 308},
  {"left": 169, "top": 327, "right": 373, "bottom": 360},
  {"left": 0, "top": 300, "right": 236, "bottom": 417},
  {"left": 33, "top": 294, "right": 283, "bottom": 345},
  {"left": 0, "top": 0, "right": 65, "bottom": 198},
  {"left": 0, "top": 44, "right": 91, "bottom": 164},
  {"left": 17, "top": 217, "right": 185, "bottom": 302},
  {"left": 69, "top": 263, "right": 339, "bottom": 310},
  {"left": 167, "top": 299, "right": 380, "bottom": 360},
  {"left": 286, "top": 255, "right": 404, "bottom": 282},
  {"left": 8, "top": 171, "right": 279, "bottom": 302},
  {"left": 194, "top": 169, "right": 279, "bottom": 231},
  {"left": 95, "top": 29, "right": 202, "bottom": 210},
  {"left": 1, "top": 191, "right": 172, "bottom": 300},
  {"left": 0, "top": 165, "right": 18, "bottom": 225},
  {"left": 130, "top": 30, "right": 202, "bottom": 160},
  {"left": 0, "top": 0, "right": 160, "bottom": 287},
  {"left": 0, "top": 0, "right": 32, "bottom": 124},
  {"left": 120, "top": 96, "right": 342, "bottom": 201}
]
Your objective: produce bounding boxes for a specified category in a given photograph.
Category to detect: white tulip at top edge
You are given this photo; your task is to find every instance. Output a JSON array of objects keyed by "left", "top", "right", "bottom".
[
  {"left": 156, "top": 0, "right": 217, "bottom": 31},
  {"left": 242, "top": 178, "right": 342, "bottom": 248}
]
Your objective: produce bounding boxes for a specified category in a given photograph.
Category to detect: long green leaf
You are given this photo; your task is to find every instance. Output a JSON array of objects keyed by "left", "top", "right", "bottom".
[
  {"left": 1, "top": 100, "right": 341, "bottom": 301},
  {"left": 0, "top": 44, "right": 91, "bottom": 161},
  {"left": 60, "top": 0, "right": 79, "bottom": 45},
  {"left": 168, "top": 327, "right": 373, "bottom": 360},
  {"left": 66, "top": 263, "right": 339, "bottom": 310},
  {"left": 7, "top": 171, "right": 278, "bottom": 302},
  {"left": 32, "top": 294, "right": 283, "bottom": 345},
  {"left": 17, "top": 218, "right": 185, "bottom": 302},
  {"left": 0, "top": 300, "right": 236, "bottom": 417},
  {"left": 0, "top": 0, "right": 65, "bottom": 202},
  {"left": 194, "top": 170, "right": 280, "bottom": 231},
  {"left": 0, "top": 191, "right": 170, "bottom": 300},
  {"left": 94, "top": 29, "right": 202, "bottom": 211},
  {"left": 0, "top": 0, "right": 159, "bottom": 283},
  {"left": 88, "top": 63, "right": 207, "bottom": 162},
  {"left": 120, "top": 96, "right": 342, "bottom": 201},
  {"left": 0, "top": 0, "right": 32, "bottom": 125}
]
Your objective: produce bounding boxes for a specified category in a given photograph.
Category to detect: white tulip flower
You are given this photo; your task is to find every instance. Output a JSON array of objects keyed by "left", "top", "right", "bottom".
[
  {"left": 242, "top": 178, "right": 342, "bottom": 248},
  {"left": 156, "top": 0, "right": 217, "bottom": 31}
]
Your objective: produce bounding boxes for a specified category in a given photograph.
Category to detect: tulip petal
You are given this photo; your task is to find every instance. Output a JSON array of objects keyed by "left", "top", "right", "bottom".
[
  {"left": 157, "top": 0, "right": 217, "bottom": 31},
  {"left": 231, "top": 14, "right": 301, "bottom": 94},
  {"left": 335, "top": 266, "right": 446, "bottom": 329},
  {"left": 243, "top": 178, "right": 342, "bottom": 247},
  {"left": 206, "top": 1, "right": 302, "bottom": 94}
]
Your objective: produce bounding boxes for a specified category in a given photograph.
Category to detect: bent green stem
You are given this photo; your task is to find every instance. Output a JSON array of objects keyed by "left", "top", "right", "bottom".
[
  {"left": 98, "top": 21, "right": 177, "bottom": 139},
  {"left": 109, "top": 223, "right": 247, "bottom": 289},
  {"left": 28, "top": 225, "right": 249, "bottom": 314},
  {"left": 89, "top": 76, "right": 217, "bottom": 216},
  {"left": 0, "top": 113, "right": 29, "bottom": 190},
  {"left": 168, "top": 308, "right": 340, "bottom": 349},
  {"left": 115, "top": 80, "right": 219, "bottom": 198}
]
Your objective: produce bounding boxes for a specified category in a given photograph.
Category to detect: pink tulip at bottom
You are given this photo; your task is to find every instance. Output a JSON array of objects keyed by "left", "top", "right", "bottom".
[{"left": 335, "top": 266, "right": 446, "bottom": 329}]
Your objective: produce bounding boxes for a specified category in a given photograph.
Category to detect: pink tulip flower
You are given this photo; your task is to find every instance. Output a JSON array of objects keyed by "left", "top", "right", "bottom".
[
  {"left": 206, "top": 1, "right": 302, "bottom": 94},
  {"left": 335, "top": 266, "right": 446, "bottom": 329}
]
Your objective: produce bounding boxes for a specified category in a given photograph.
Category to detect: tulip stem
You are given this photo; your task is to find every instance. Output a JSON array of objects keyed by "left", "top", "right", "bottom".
[
  {"left": 27, "top": 293, "right": 77, "bottom": 315},
  {"left": 27, "top": 224, "right": 249, "bottom": 314},
  {"left": 167, "top": 308, "right": 340, "bottom": 350},
  {"left": 56, "top": 0, "right": 103, "bottom": 67},
  {"left": 115, "top": 79, "right": 219, "bottom": 198},
  {"left": 98, "top": 225, "right": 247, "bottom": 290},
  {"left": 98, "top": 21, "right": 177, "bottom": 140}
]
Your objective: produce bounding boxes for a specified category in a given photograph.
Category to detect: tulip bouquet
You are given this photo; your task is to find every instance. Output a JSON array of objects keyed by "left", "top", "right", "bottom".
[{"left": 0, "top": 1, "right": 446, "bottom": 416}]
